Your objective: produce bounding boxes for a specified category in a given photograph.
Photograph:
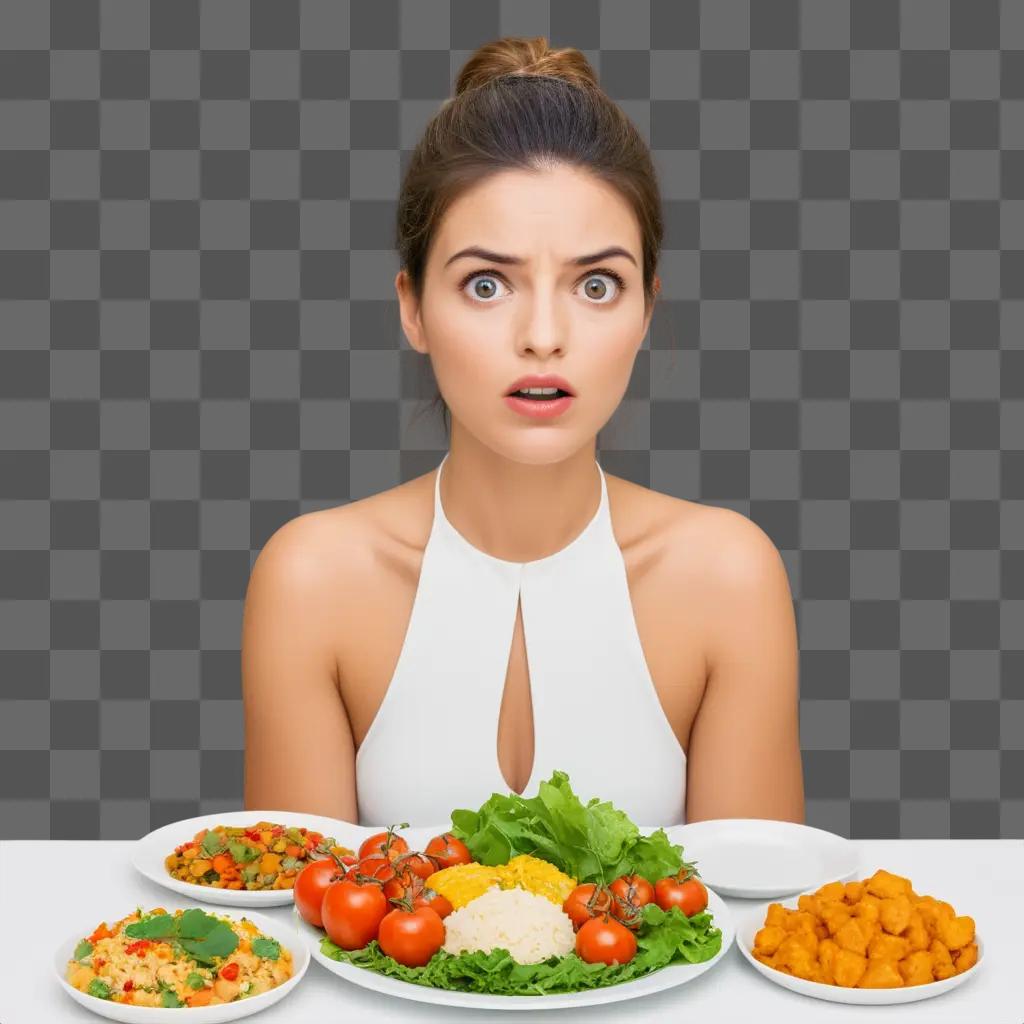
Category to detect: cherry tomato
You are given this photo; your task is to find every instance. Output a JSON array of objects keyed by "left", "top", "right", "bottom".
[
  {"left": 294, "top": 858, "right": 345, "bottom": 928},
  {"left": 414, "top": 886, "right": 453, "bottom": 920},
  {"left": 424, "top": 832, "right": 472, "bottom": 869},
  {"left": 321, "top": 878, "right": 389, "bottom": 950},
  {"left": 575, "top": 914, "right": 637, "bottom": 966},
  {"left": 609, "top": 874, "right": 655, "bottom": 928},
  {"left": 358, "top": 825, "right": 410, "bottom": 862},
  {"left": 396, "top": 851, "right": 437, "bottom": 881},
  {"left": 377, "top": 905, "right": 445, "bottom": 968},
  {"left": 562, "top": 883, "right": 613, "bottom": 931},
  {"left": 355, "top": 856, "right": 398, "bottom": 885},
  {"left": 610, "top": 874, "right": 654, "bottom": 909},
  {"left": 654, "top": 869, "right": 708, "bottom": 917}
]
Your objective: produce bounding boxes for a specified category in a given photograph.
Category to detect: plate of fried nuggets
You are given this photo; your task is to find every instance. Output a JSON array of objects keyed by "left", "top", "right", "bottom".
[{"left": 738, "top": 868, "right": 981, "bottom": 1005}]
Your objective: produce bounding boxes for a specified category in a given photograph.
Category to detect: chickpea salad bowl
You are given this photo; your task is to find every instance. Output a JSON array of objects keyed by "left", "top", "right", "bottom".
[
  {"left": 54, "top": 905, "right": 309, "bottom": 1023},
  {"left": 132, "top": 810, "right": 360, "bottom": 908}
]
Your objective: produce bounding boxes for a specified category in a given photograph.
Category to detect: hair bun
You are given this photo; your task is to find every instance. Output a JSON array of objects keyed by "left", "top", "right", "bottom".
[{"left": 454, "top": 36, "right": 599, "bottom": 97}]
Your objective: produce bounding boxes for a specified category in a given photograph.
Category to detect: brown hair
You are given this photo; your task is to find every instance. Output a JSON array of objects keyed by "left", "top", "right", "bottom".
[{"left": 397, "top": 36, "right": 664, "bottom": 439}]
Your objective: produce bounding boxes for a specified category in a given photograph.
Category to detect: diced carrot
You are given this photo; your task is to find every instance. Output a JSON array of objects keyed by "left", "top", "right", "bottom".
[
  {"left": 285, "top": 844, "right": 302, "bottom": 858},
  {"left": 212, "top": 854, "right": 233, "bottom": 874},
  {"left": 187, "top": 988, "right": 213, "bottom": 1007},
  {"left": 259, "top": 853, "right": 282, "bottom": 875}
]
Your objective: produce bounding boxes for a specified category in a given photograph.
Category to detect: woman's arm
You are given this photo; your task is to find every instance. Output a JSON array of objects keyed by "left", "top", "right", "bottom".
[
  {"left": 241, "top": 516, "right": 359, "bottom": 822},
  {"left": 684, "top": 510, "right": 805, "bottom": 823}
]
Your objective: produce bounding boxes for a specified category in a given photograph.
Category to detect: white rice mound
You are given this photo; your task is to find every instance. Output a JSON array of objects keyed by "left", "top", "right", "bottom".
[{"left": 441, "top": 884, "right": 576, "bottom": 965}]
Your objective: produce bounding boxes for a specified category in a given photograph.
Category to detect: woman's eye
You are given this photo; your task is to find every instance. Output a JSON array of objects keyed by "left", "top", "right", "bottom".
[
  {"left": 579, "top": 273, "right": 620, "bottom": 303},
  {"left": 463, "top": 274, "right": 508, "bottom": 302},
  {"left": 461, "top": 271, "right": 623, "bottom": 304}
]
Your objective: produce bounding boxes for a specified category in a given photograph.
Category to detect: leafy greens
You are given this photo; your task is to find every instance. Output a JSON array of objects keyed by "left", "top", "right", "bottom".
[
  {"left": 449, "top": 769, "right": 684, "bottom": 885},
  {"left": 321, "top": 903, "right": 720, "bottom": 995}
]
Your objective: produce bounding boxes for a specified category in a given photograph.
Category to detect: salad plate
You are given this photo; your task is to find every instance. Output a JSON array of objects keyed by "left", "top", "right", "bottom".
[
  {"left": 290, "top": 771, "right": 736, "bottom": 1009},
  {"left": 296, "top": 884, "right": 735, "bottom": 1010},
  {"left": 667, "top": 819, "right": 858, "bottom": 898},
  {"left": 132, "top": 810, "right": 367, "bottom": 907},
  {"left": 54, "top": 905, "right": 309, "bottom": 1022}
]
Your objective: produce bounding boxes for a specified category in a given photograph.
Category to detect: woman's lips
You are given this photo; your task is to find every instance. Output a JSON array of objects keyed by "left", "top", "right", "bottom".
[{"left": 504, "top": 394, "right": 575, "bottom": 419}]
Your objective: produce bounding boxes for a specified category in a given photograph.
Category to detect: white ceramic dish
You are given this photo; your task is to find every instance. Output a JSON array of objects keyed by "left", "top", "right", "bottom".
[
  {"left": 294, "top": 883, "right": 734, "bottom": 1010},
  {"left": 667, "top": 819, "right": 858, "bottom": 898},
  {"left": 132, "top": 810, "right": 367, "bottom": 907},
  {"left": 736, "top": 895, "right": 983, "bottom": 1004},
  {"left": 54, "top": 906, "right": 310, "bottom": 1022}
]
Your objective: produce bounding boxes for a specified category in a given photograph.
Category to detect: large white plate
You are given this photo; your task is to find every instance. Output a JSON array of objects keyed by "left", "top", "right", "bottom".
[
  {"left": 667, "top": 819, "right": 858, "bottom": 898},
  {"left": 295, "top": 885, "right": 734, "bottom": 1010},
  {"left": 736, "top": 895, "right": 984, "bottom": 1004},
  {"left": 54, "top": 906, "right": 310, "bottom": 1023},
  {"left": 132, "top": 810, "right": 369, "bottom": 907}
]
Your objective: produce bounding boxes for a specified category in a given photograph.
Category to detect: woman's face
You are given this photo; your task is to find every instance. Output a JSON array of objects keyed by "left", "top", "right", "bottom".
[{"left": 397, "top": 163, "right": 658, "bottom": 465}]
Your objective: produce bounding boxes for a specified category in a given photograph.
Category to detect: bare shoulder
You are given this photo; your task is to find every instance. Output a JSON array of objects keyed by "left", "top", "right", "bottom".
[
  {"left": 249, "top": 471, "right": 434, "bottom": 598},
  {"left": 606, "top": 471, "right": 788, "bottom": 592}
]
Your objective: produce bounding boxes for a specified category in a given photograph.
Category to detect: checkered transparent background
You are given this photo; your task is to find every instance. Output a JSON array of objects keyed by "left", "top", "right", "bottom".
[{"left": 1, "top": 0, "right": 1023, "bottom": 839}]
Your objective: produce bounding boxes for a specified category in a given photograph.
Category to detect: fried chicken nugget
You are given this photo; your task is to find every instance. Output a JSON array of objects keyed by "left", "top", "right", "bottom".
[
  {"left": 820, "top": 902, "right": 852, "bottom": 937},
  {"left": 816, "top": 881, "right": 847, "bottom": 902},
  {"left": 915, "top": 896, "right": 955, "bottom": 935},
  {"left": 754, "top": 925, "right": 786, "bottom": 957},
  {"left": 858, "top": 958, "right": 904, "bottom": 988},
  {"left": 773, "top": 934, "right": 819, "bottom": 981},
  {"left": 901, "top": 909, "right": 931, "bottom": 952},
  {"left": 835, "top": 918, "right": 869, "bottom": 956},
  {"left": 843, "top": 881, "right": 865, "bottom": 903},
  {"left": 879, "top": 894, "right": 913, "bottom": 935},
  {"left": 868, "top": 932, "right": 910, "bottom": 961},
  {"left": 899, "top": 950, "right": 934, "bottom": 986},
  {"left": 865, "top": 868, "right": 913, "bottom": 900},
  {"left": 930, "top": 939, "right": 956, "bottom": 981},
  {"left": 952, "top": 941, "right": 979, "bottom": 974},
  {"left": 935, "top": 914, "right": 975, "bottom": 951},
  {"left": 832, "top": 948, "right": 869, "bottom": 987},
  {"left": 817, "top": 938, "right": 840, "bottom": 985}
]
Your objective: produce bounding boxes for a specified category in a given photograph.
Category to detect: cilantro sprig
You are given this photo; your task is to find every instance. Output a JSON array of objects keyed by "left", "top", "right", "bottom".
[{"left": 124, "top": 909, "right": 238, "bottom": 965}]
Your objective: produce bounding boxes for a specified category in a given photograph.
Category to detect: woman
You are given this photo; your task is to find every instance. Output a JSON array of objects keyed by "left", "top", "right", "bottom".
[{"left": 242, "top": 37, "right": 804, "bottom": 827}]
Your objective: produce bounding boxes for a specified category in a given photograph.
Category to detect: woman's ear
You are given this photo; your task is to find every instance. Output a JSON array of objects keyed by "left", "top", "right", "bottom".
[
  {"left": 641, "top": 274, "right": 661, "bottom": 340},
  {"left": 395, "top": 269, "right": 428, "bottom": 354}
]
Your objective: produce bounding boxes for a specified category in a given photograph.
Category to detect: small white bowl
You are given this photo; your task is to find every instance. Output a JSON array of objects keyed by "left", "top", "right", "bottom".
[
  {"left": 54, "top": 906, "right": 310, "bottom": 1022},
  {"left": 736, "top": 896, "right": 983, "bottom": 1005}
]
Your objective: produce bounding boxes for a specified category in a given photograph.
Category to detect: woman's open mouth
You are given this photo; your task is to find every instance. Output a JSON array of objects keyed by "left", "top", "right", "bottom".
[{"left": 504, "top": 388, "right": 575, "bottom": 419}]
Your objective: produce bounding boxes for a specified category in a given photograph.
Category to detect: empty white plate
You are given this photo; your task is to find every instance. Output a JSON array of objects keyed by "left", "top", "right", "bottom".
[{"left": 667, "top": 819, "right": 858, "bottom": 898}]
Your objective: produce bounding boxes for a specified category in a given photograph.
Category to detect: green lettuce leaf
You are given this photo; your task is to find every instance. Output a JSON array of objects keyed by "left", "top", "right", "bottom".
[
  {"left": 319, "top": 904, "right": 721, "bottom": 996},
  {"left": 448, "top": 770, "right": 684, "bottom": 885}
]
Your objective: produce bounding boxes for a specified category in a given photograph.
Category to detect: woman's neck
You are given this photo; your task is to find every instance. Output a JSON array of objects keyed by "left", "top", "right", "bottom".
[{"left": 439, "top": 432, "right": 601, "bottom": 563}]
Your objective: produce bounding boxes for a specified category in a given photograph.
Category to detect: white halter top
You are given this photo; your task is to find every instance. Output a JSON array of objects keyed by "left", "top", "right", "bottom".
[{"left": 354, "top": 452, "right": 687, "bottom": 828}]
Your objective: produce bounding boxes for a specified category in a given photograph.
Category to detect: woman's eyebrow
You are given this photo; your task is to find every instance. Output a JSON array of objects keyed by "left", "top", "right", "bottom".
[{"left": 443, "top": 245, "right": 638, "bottom": 268}]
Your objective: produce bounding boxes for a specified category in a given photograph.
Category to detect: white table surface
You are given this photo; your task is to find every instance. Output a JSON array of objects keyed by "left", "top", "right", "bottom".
[{"left": 1, "top": 839, "right": 1019, "bottom": 1024}]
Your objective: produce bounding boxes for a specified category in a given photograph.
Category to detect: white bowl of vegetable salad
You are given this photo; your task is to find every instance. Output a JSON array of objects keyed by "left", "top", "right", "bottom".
[{"left": 54, "top": 904, "right": 309, "bottom": 1022}]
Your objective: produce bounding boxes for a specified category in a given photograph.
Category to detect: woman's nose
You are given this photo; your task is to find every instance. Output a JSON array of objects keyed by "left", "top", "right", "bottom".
[{"left": 516, "top": 290, "right": 565, "bottom": 356}]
